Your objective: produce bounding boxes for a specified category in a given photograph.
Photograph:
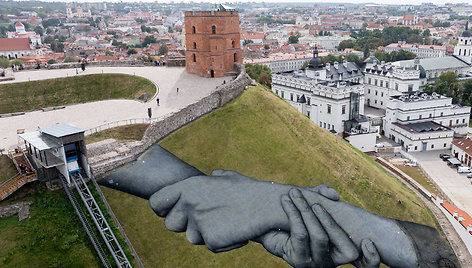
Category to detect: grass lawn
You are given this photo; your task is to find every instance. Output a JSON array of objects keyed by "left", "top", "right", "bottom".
[
  {"left": 393, "top": 164, "right": 440, "bottom": 196},
  {"left": 0, "top": 74, "right": 156, "bottom": 114},
  {"left": 0, "top": 183, "right": 100, "bottom": 267},
  {"left": 86, "top": 124, "right": 149, "bottom": 144},
  {"left": 101, "top": 85, "right": 437, "bottom": 267},
  {"left": 0, "top": 155, "right": 17, "bottom": 184}
]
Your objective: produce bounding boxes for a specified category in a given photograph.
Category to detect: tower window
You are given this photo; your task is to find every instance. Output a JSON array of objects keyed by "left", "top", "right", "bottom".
[
  {"left": 193, "top": 54, "right": 196, "bottom": 62},
  {"left": 193, "top": 42, "right": 197, "bottom": 49},
  {"left": 234, "top": 53, "right": 237, "bottom": 62},
  {"left": 212, "top": 25, "right": 216, "bottom": 34},
  {"left": 192, "top": 26, "right": 196, "bottom": 33},
  {"left": 232, "top": 40, "right": 235, "bottom": 48}
]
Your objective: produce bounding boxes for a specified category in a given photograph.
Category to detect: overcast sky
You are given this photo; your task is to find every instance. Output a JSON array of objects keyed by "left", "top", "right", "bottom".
[{"left": 43, "top": 0, "right": 472, "bottom": 6}]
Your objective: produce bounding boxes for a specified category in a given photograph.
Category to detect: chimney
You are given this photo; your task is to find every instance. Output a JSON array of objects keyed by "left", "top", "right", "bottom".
[
  {"left": 343, "top": 60, "right": 347, "bottom": 68},
  {"left": 326, "top": 62, "right": 330, "bottom": 71},
  {"left": 334, "top": 61, "right": 339, "bottom": 69},
  {"left": 414, "top": 58, "right": 420, "bottom": 70}
]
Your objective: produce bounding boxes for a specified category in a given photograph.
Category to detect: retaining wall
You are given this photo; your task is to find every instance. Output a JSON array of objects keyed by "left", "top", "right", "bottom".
[{"left": 90, "top": 63, "right": 252, "bottom": 175}]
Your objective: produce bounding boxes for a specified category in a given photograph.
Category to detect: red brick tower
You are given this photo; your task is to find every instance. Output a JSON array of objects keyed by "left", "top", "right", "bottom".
[{"left": 185, "top": 5, "right": 242, "bottom": 78}]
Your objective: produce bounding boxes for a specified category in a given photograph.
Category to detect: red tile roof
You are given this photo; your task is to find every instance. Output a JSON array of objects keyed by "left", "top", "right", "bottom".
[
  {"left": 452, "top": 137, "right": 472, "bottom": 156},
  {"left": 15, "top": 21, "right": 24, "bottom": 27},
  {"left": 441, "top": 201, "right": 472, "bottom": 230},
  {"left": 0, "top": 38, "right": 31, "bottom": 51}
]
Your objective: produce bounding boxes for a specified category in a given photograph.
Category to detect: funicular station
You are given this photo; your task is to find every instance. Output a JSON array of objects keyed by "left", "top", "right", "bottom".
[{"left": 0, "top": 124, "right": 131, "bottom": 268}]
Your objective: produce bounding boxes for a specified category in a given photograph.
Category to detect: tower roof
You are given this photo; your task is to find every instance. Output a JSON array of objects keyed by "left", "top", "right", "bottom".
[
  {"left": 308, "top": 46, "right": 323, "bottom": 69},
  {"left": 462, "top": 31, "right": 472, "bottom": 38},
  {"left": 15, "top": 21, "right": 24, "bottom": 27},
  {"left": 297, "top": 94, "right": 307, "bottom": 103}
]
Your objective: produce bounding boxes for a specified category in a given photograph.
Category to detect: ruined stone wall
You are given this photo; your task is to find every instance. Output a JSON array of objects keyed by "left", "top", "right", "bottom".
[{"left": 89, "top": 63, "right": 252, "bottom": 175}]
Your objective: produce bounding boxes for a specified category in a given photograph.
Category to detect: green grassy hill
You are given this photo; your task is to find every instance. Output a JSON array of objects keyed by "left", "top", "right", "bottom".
[
  {"left": 0, "top": 73, "right": 156, "bottom": 114},
  {"left": 101, "top": 85, "right": 438, "bottom": 267}
]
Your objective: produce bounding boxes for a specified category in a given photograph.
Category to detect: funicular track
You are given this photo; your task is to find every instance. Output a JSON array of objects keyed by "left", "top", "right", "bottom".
[
  {"left": 69, "top": 172, "right": 132, "bottom": 268},
  {"left": 60, "top": 175, "right": 112, "bottom": 268}
]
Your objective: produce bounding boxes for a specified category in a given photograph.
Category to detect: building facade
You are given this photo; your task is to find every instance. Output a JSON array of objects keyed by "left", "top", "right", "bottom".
[
  {"left": 383, "top": 93, "right": 470, "bottom": 151},
  {"left": 384, "top": 42, "right": 447, "bottom": 59},
  {"left": 364, "top": 59, "right": 424, "bottom": 109},
  {"left": 184, "top": 5, "right": 242, "bottom": 78},
  {"left": 454, "top": 22, "right": 472, "bottom": 64}
]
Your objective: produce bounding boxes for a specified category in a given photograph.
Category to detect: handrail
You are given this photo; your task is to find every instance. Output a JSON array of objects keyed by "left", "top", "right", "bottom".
[
  {"left": 0, "top": 172, "right": 21, "bottom": 189},
  {"left": 85, "top": 116, "right": 165, "bottom": 136}
]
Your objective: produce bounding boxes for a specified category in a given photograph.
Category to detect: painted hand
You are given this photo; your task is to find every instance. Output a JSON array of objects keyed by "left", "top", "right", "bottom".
[
  {"left": 148, "top": 169, "right": 339, "bottom": 252},
  {"left": 254, "top": 189, "right": 380, "bottom": 268}
]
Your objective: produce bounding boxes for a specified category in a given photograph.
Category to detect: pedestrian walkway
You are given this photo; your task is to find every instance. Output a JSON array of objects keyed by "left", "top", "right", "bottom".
[{"left": 0, "top": 67, "right": 227, "bottom": 150}]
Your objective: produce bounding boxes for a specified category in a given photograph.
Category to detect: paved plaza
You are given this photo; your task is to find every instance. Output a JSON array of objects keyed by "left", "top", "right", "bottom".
[
  {"left": 411, "top": 150, "right": 472, "bottom": 215},
  {"left": 0, "top": 66, "right": 227, "bottom": 151}
]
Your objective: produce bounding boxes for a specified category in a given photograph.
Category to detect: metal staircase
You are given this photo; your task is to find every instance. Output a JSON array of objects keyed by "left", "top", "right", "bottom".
[
  {"left": 0, "top": 173, "right": 38, "bottom": 201},
  {"left": 70, "top": 173, "right": 132, "bottom": 268}
]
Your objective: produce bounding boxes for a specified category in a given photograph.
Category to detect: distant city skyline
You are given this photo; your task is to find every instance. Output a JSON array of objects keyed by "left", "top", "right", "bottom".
[{"left": 39, "top": 0, "right": 472, "bottom": 7}]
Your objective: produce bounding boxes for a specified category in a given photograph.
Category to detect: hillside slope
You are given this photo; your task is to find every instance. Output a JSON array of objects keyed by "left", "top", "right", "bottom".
[{"left": 102, "top": 85, "right": 437, "bottom": 267}]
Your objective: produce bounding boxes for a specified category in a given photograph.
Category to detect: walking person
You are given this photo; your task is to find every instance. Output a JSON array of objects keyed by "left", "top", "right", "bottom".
[{"left": 156, "top": 98, "right": 160, "bottom": 106}]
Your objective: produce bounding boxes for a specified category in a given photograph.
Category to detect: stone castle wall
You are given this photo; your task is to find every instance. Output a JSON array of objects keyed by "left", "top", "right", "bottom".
[{"left": 89, "top": 63, "right": 252, "bottom": 175}]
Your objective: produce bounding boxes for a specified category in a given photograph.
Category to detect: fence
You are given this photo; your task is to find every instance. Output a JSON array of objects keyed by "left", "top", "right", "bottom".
[{"left": 85, "top": 117, "right": 165, "bottom": 136}]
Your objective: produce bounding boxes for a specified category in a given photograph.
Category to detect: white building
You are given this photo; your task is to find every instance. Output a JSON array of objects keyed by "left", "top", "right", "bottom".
[
  {"left": 454, "top": 22, "right": 472, "bottom": 64},
  {"left": 271, "top": 49, "right": 365, "bottom": 134},
  {"left": 451, "top": 138, "right": 472, "bottom": 167},
  {"left": 393, "top": 56, "right": 471, "bottom": 82},
  {"left": 384, "top": 42, "right": 447, "bottom": 59},
  {"left": 0, "top": 38, "right": 40, "bottom": 59},
  {"left": 383, "top": 93, "right": 470, "bottom": 151},
  {"left": 364, "top": 58, "right": 424, "bottom": 109},
  {"left": 66, "top": 6, "right": 92, "bottom": 19},
  {"left": 7, "top": 21, "right": 42, "bottom": 46},
  {"left": 313, "top": 36, "right": 352, "bottom": 51}
]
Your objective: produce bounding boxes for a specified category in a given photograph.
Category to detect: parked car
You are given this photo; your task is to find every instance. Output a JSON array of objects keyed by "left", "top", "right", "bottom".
[
  {"left": 405, "top": 160, "right": 418, "bottom": 167},
  {"left": 457, "top": 166, "right": 471, "bottom": 173},
  {"left": 440, "top": 154, "right": 451, "bottom": 161},
  {"left": 375, "top": 143, "right": 385, "bottom": 148},
  {"left": 467, "top": 173, "right": 472, "bottom": 179}
]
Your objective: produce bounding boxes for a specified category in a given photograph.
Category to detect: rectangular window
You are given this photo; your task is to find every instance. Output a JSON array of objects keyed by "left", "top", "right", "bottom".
[
  {"left": 415, "top": 146, "right": 418, "bottom": 150},
  {"left": 342, "top": 105, "right": 346, "bottom": 115},
  {"left": 407, "top": 116, "right": 410, "bottom": 120},
  {"left": 408, "top": 84, "right": 413, "bottom": 91},
  {"left": 444, "top": 143, "right": 447, "bottom": 147},
  {"left": 375, "top": 79, "right": 378, "bottom": 86},
  {"left": 368, "top": 78, "right": 371, "bottom": 84},
  {"left": 327, "top": 104, "right": 331, "bottom": 114},
  {"left": 431, "top": 144, "right": 434, "bottom": 149},
  {"left": 375, "top": 90, "right": 378, "bottom": 96},
  {"left": 380, "top": 101, "right": 383, "bottom": 106},
  {"left": 419, "top": 115, "right": 422, "bottom": 119},
  {"left": 307, "top": 111, "right": 310, "bottom": 117},
  {"left": 276, "top": 90, "right": 279, "bottom": 95},
  {"left": 328, "top": 124, "right": 331, "bottom": 129},
  {"left": 441, "top": 112, "right": 443, "bottom": 116},
  {"left": 386, "top": 82, "right": 389, "bottom": 88},
  {"left": 297, "top": 95, "right": 300, "bottom": 101},
  {"left": 290, "top": 93, "right": 294, "bottom": 101},
  {"left": 380, "top": 81, "right": 383, "bottom": 87},
  {"left": 307, "top": 97, "right": 311, "bottom": 105},
  {"left": 324, "top": 122, "right": 326, "bottom": 128},
  {"left": 282, "top": 91, "right": 285, "bottom": 98},
  {"left": 463, "top": 119, "right": 466, "bottom": 124},
  {"left": 375, "top": 100, "right": 377, "bottom": 104},
  {"left": 395, "top": 83, "right": 399, "bottom": 90},
  {"left": 368, "top": 89, "right": 370, "bottom": 94}
]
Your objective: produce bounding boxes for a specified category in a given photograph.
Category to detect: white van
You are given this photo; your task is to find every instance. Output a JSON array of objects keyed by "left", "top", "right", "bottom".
[{"left": 457, "top": 166, "right": 471, "bottom": 173}]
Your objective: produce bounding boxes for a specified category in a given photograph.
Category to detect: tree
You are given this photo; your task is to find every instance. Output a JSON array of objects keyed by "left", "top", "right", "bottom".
[
  {"left": 105, "top": 50, "right": 113, "bottom": 56},
  {"left": 434, "top": 72, "right": 460, "bottom": 103},
  {"left": 11, "top": 59, "right": 23, "bottom": 66},
  {"left": 34, "top": 26, "right": 43, "bottom": 36},
  {"left": 264, "top": 44, "right": 270, "bottom": 50},
  {"left": 127, "top": 49, "right": 138, "bottom": 55},
  {"left": 168, "top": 26, "right": 174, "bottom": 33},
  {"left": 245, "top": 63, "right": 272, "bottom": 87},
  {"left": 301, "top": 60, "right": 309, "bottom": 69},
  {"left": 345, "top": 53, "right": 360, "bottom": 63},
  {"left": 0, "top": 57, "right": 10, "bottom": 68},
  {"left": 243, "top": 39, "right": 254, "bottom": 46},
  {"left": 43, "top": 36, "right": 54, "bottom": 44},
  {"left": 63, "top": 56, "right": 76, "bottom": 63},
  {"left": 142, "top": 35, "right": 157, "bottom": 47},
  {"left": 47, "top": 59, "right": 56, "bottom": 64},
  {"left": 158, "top": 44, "right": 168, "bottom": 55},
  {"left": 42, "top": 18, "right": 61, "bottom": 28},
  {"left": 288, "top": 35, "right": 299, "bottom": 44},
  {"left": 461, "top": 79, "right": 472, "bottom": 106}
]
